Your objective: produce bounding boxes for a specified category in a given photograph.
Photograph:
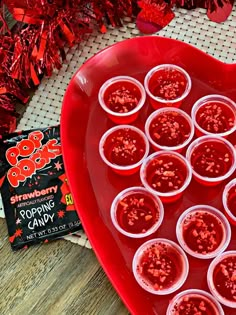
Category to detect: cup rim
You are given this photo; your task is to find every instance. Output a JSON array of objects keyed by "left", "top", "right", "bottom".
[
  {"left": 166, "top": 288, "right": 225, "bottom": 315},
  {"left": 185, "top": 135, "right": 236, "bottom": 183},
  {"left": 140, "top": 151, "right": 192, "bottom": 197},
  {"left": 144, "top": 64, "right": 192, "bottom": 104},
  {"left": 145, "top": 107, "right": 195, "bottom": 151},
  {"left": 132, "top": 238, "right": 189, "bottom": 295},
  {"left": 191, "top": 94, "right": 236, "bottom": 137},
  {"left": 99, "top": 124, "right": 150, "bottom": 171},
  {"left": 98, "top": 75, "right": 146, "bottom": 117},
  {"left": 207, "top": 250, "right": 236, "bottom": 308},
  {"left": 110, "top": 186, "right": 164, "bottom": 238},
  {"left": 222, "top": 178, "right": 236, "bottom": 222},
  {"left": 176, "top": 204, "right": 231, "bottom": 259}
]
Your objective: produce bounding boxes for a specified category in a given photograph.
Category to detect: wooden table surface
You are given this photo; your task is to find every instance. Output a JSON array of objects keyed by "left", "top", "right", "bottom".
[{"left": 0, "top": 220, "right": 129, "bottom": 315}]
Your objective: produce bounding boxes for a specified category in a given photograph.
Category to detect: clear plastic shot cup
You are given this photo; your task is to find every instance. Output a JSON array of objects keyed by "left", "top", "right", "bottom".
[
  {"left": 186, "top": 135, "right": 236, "bottom": 186},
  {"left": 191, "top": 94, "right": 236, "bottom": 138},
  {"left": 98, "top": 76, "right": 146, "bottom": 124},
  {"left": 99, "top": 125, "right": 150, "bottom": 176},
  {"left": 145, "top": 107, "right": 194, "bottom": 152},
  {"left": 222, "top": 178, "right": 236, "bottom": 226},
  {"left": 110, "top": 186, "right": 164, "bottom": 238},
  {"left": 140, "top": 151, "right": 192, "bottom": 203},
  {"left": 132, "top": 238, "right": 189, "bottom": 295},
  {"left": 166, "top": 289, "right": 225, "bottom": 315},
  {"left": 144, "top": 64, "right": 192, "bottom": 110},
  {"left": 207, "top": 250, "right": 236, "bottom": 308},
  {"left": 176, "top": 205, "right": 231, "bottom": 259}
]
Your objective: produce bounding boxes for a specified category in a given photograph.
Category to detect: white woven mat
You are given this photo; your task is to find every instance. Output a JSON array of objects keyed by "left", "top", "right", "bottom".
[{"left": 15, "top": 7, "right": 236, "bottom": 248}]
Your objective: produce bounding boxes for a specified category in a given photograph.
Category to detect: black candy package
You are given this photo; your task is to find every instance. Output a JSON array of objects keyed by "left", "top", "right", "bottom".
[{"left": 0, "top": 125, "right": 82, "bottom": 250}]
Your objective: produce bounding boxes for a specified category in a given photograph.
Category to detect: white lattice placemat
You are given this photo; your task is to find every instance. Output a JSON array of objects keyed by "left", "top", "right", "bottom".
[{"left": 16, "top": 8, "right": 236, "bottom": 248}]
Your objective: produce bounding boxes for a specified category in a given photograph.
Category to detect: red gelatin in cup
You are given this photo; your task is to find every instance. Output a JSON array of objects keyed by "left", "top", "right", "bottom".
[
  {"left": 191, "top": 141, "right": 232, "bottom": 177},
  {"left": 144, "top": 64, "right": 191, "bottom": 109},
  {"left": 186, "top": 135, "right": 236, "bottom": 186},
  {"left": 182, "top": 212, "right": 223, "bottom": 254},
  {"left": 176, "top": 205, "right": 231, "bottom": 259},
  {"left": 172, "top": 296, "right": 218, "bottom": 315},
  {"left": 140, "top": 151, "right": 192, "bottom": 203},
  {"left": 116, "top": 193, "right": 159, "bottom": 233},
  {"left": 98, "top": 76, "right": 146, "bottom": 124},
  {"left": 145, "top": 108, "right": 194, "bottom": 152},
  {"left": 110, "top": 187, "right": 164, "bottom": 238},
  {"left": 227, "top": 185, "right": 236, "bottom": 215},
  {"left": 207, "top": 251, "right": 236, "bottom": 308},
  {"left": 223, "top": 179, "right": 236, "bottom": 225},
  {"left": 213, "top": 257, "right": 236, "bottom": 302},
  {"left": 191, "top": 94, "right": 236, "bottom": 137},
  {"left": 103, "top": 129, "right": 145, "bottom": 166},
  {"left": 99, "top": 125, "right": 149, "bottom": 175},
  {"left": 149, "top": 69, "right": 187, "bottom": 100},
  {"left": 104, "top": 82, "right": 141, "bottom": 112},
  {"left": 132, "top": 239, "right": 189, "bottom": 295},
  {"left": 196, "top": 102, "right": 235, "bottom": 133},
  {"left": 166, "top": 289, "right": 224, "bottom": 315},
  {"left": 145, "top": 156, "right": 187, "bottom": 193}
]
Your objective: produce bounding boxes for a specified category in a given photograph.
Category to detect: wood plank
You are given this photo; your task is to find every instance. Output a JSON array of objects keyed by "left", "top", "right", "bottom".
[{"left": 0, "top": 220, "right": 129, "bottom": 315}]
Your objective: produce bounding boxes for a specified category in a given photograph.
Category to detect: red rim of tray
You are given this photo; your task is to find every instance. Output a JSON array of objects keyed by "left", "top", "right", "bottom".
[{"left": 61, "top": 36, "right": 236, "bottom": 315}]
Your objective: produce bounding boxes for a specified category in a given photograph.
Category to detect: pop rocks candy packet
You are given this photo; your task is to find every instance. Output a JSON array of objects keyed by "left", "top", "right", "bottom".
[{"left": 0, "top": 125, "right": 82, "bottom": 250}]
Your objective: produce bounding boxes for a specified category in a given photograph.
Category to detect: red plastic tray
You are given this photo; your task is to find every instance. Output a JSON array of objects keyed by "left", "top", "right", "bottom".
[{"left": 61, "top": 36, "right": 236, "bottom": 315}]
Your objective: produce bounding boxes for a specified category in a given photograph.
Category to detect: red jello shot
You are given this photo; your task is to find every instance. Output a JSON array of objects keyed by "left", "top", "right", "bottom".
[
  {"left": 144, "top": 64, "right": 192, "bottom": 109},
  {"left": 140, "top": 151, "right": 192, "bottom": 203},
  {"left": 223, "top": 178, "right": 236, "bottom": 226},
  {"left": 186, "top": 135, "right": 236, "bottom": 186},
  {"left": 166, "top": 289, "right": 225, "bottom": 315},
  {"left": 110, "top": 187, "right": 164, "bottom": 238},
  {"left": 191, "top": 94, "right": 236, "bottom": 138},
  {"left": 132, "top": 238, "right": 189, "bottom": 295},
  {"left": 98, "top": 76, "right": 146, "bottom": 124},
  {"left": 99, "top": 125, "right": 149, "bottom": 176},
  {"left": 145, "top": 107, "right": 194, "bottom": 152},
  {"left": 207, "top": 250, "right": 236, "bottom": 308},
  {"left": 176, "top": 205, "right": 231, "bottom": 259}
]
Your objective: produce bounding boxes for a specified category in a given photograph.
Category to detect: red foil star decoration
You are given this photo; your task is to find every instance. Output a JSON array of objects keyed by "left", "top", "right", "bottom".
[
  {"left": 174, "top": 0, "right": 235, "bottom": 23},
  {"left": 136, "top": 0, "right": 175, "bottom": 34},
  {"left": 206, "top": 0, "right": 234, "bottom": 22}
]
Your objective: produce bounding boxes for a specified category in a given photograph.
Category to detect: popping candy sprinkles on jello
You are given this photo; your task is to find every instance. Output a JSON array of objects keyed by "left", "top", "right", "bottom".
[{"left": 0, "top": 125, "right": 82, "bottom": 250}]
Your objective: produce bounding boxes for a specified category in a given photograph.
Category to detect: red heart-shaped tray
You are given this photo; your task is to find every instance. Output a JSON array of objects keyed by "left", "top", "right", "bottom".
[{"left": 61, "top": 36, "right": 236, "bottom": 315}]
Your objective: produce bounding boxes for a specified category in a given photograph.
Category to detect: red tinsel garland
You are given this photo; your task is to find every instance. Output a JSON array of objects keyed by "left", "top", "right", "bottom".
[{"left": 0, "top": 0, "right": 234, "bottom": 137}]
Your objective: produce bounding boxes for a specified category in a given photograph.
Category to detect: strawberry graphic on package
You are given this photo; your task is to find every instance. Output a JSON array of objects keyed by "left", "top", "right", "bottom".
[{"left": 0, "top": 125, "right": 82, "bottom": 250}]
